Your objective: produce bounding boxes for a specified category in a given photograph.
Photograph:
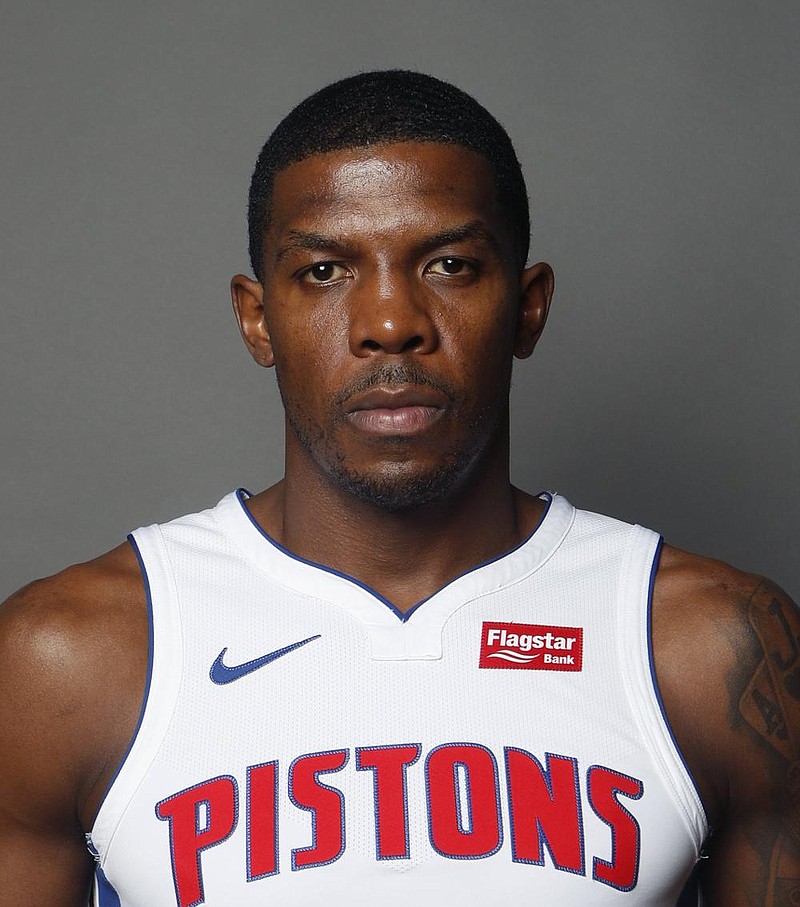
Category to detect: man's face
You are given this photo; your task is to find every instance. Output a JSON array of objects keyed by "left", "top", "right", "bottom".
[{"left": 233, "top": 142, "right": 552, "bottom": 510}]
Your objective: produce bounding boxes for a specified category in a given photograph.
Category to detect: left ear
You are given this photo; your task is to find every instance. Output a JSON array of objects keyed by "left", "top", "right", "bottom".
[{"left": 514, "top": 262, "right": 554, "bottom": 359}]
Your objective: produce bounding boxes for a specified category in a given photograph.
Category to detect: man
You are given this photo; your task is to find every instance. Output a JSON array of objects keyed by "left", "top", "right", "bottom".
[{"left": 0, "top": 70, "right": 797, "bottom": 906}]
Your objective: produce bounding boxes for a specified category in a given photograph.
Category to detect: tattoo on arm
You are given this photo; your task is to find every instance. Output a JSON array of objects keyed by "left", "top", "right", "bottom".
[{"left": 739, "top": 581, "right": 800, "bottom": 904}]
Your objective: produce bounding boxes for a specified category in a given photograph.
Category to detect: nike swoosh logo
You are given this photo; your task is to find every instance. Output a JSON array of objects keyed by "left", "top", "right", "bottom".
[{"left": 209, "top": 634, "right": 321, "bottom": 685}]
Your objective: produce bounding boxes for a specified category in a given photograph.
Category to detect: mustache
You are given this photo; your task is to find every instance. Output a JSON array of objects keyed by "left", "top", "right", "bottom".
[{"left": 333, "top": 363, "right": 456, "bottom": 407}]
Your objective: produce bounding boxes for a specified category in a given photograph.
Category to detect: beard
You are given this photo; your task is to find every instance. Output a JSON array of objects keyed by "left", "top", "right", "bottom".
[
  {"left": 319, "top": 441, "right": 480, "bottom": 512},
  {"left": 277, "top": 361, "right": 509, "bottom": 512}
]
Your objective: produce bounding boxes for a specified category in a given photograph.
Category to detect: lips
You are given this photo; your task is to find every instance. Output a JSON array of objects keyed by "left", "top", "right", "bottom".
[{"left": 344, "top": 385, "right": 448, "bottom": 436}]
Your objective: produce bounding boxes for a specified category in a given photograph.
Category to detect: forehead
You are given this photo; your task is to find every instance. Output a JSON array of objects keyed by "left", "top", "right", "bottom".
[{"left": 266, "top": 142, "right": 505, "bottom": 249}]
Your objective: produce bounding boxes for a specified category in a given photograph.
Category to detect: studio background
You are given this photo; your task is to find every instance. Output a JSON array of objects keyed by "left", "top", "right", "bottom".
[{"left": 2, "top": 1, "right": 798, "bottom": 601}]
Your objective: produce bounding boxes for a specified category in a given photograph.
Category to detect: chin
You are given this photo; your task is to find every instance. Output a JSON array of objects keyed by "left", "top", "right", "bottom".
[{"left": 331, "top": 455, "right": 473, "bottom": 513}]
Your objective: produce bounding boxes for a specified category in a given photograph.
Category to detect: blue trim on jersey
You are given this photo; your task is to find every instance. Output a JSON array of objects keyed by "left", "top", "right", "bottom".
[
  {"left": 89, "top": 535, "right": 156, "bottom": 829},
  {"left": 94, "top": 865, "right": 122, "bottom": 907},
  {"left": 235, "top": 487, "right": 554, "bottom": 622},
  {"left": 645, "top": 537, "right": 709, "bottom": 836}
]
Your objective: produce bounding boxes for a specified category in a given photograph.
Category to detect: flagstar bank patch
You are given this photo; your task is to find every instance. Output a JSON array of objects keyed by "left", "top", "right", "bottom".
[{"left": 479, "top": 622, "right": 583, "bottom": 671}]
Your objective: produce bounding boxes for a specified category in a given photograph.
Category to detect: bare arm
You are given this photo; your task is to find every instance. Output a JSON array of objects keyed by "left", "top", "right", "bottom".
[
  {"left": 0, "top": 546, "right": 147, "bottom": 905},
  {"left": 704, "top": 577, "right": 800, "bottom": 905},
  {"left": 654, "top": 551, "right": 800, "bottom": 905}
]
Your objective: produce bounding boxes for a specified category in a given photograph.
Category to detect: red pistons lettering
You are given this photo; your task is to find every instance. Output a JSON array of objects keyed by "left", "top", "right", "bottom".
[
  {"left": 155, "top": 744, "right": 642, "bottom": 907},
  {"left": 505, "top": 749, "right": 584, "bottom": 872},
  {"left": 247, "top": 762, "right": 278, "bottom": 880},
  {"left": 426, "top": 744, "right": 502, "bottom": 858},
  {"left": 156, "top": 776, "right": 238, "bottom": 907},
  {"left": 588, "top": 765, "right": 644, "bottom": 891},
  {"left": 288, "top": 749, "right": 348, "bottom": 870},
  {"left": 355, "top": 744, "right": 421, "bottom": 859}
]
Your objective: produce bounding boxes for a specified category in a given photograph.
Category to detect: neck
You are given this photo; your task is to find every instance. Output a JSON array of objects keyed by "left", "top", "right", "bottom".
[{"left": 246, "top": 432, "right": 544, "bottom": 613}]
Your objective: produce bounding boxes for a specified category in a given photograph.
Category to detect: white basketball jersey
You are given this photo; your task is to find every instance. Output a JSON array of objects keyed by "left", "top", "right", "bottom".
[{"left": 88, "top": 490, "right": 707, "bottom": 905}]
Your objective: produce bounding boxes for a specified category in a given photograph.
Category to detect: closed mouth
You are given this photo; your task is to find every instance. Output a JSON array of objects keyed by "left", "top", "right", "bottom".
[{"left": 344, "top": 385, "right": 448, "bottom": 435}]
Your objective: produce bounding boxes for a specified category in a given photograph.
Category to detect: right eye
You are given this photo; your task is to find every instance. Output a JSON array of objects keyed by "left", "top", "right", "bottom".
[{"left": 301, "top": 262, "right": 349, "bottom": 284}]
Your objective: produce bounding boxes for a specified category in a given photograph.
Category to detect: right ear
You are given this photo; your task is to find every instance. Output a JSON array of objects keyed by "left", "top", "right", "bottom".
[{"left": 230, "top": 274, "right": 274, "bottom": 367}]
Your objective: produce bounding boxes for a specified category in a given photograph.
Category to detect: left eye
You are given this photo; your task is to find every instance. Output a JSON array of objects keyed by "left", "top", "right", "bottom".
[
  {"left": 427, "top": 257, "right": 471, "bottom": 276},
  {"left": 303, "top": 262, "right": 348, "bottom": 283}
]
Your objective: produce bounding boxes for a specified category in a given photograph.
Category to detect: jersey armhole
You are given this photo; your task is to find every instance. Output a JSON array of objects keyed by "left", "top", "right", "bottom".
[
  {"left": 618, "top": 526, "right": 709, "bottom": 853},
  {"left": 88, "top": 525, "right": 184, "bottom": 863}
]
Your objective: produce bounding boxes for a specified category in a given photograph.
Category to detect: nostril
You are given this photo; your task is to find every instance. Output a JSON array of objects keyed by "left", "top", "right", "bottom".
[
  {"left": 402, "top": 335, "right": 425, "bottom": 352},
  {"left": 362, "top": 339, "right": 381, "bottom": 352}
]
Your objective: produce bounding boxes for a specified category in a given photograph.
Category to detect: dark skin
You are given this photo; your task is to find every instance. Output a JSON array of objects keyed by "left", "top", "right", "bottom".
[{"left": 0, "top": 142, "right": 797, "bottom": 904}]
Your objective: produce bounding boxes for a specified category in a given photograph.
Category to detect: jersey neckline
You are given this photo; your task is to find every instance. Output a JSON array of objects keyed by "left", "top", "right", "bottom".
[{"left": 212, "top": 488, "right": 576, "bottom": 633}]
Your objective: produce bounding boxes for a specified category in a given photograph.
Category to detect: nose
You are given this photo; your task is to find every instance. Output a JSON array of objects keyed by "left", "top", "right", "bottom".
[{"left": 348, "top": 274, "right": 439, "bottom": 357}]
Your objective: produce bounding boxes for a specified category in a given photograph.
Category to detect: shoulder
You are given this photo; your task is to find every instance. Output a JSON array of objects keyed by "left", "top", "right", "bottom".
[
  {"left": 652, "top": 544, "right": 797, "bottom": 827},
  {"left": 2, "top": 542, "right": 145, "bottom": 641},
  {"left": 0, "top": 543, "right": 148, "bottom": 829},
  {"left": 652, "top": 545, "right": 765, "bottom": 667},
  {"left": 652, "top": 544, "right": 787, "bottom": 701}
]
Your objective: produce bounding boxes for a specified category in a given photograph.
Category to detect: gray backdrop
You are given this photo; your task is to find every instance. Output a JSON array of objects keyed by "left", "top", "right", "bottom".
[{"left": 2, "top": 1, "right": 798, "bottom": 602}]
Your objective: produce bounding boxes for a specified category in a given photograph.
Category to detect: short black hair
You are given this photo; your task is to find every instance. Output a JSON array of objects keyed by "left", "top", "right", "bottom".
[{"left": 247, "top": 70, "right": 530, "bottom": 281}]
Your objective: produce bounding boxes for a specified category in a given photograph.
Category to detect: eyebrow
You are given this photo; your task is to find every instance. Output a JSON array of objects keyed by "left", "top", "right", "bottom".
[
  {"left": 274, "top": 231, "right": 344, "bottom": 264},
  {"left": 273, "top": 219, "right": 502, "bottom": 265},
  {"left": 417, "top": 220, "right": 502, "bottom": 255}
]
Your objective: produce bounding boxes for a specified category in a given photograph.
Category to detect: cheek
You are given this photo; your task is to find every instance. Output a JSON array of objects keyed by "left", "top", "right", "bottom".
[
  {"left": 268, "top": 305, "right": 347, "bottom": 377},
  {"left": 446, "top": 302, "right": 517, "bottom": 359}
]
